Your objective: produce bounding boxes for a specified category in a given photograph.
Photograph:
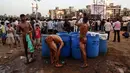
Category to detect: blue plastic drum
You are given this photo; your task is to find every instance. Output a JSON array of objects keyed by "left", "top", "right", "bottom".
[
  {"left": 87, "top": 33, "right": 99, "bottom": 58},
  {"left": 99, "top": 34, "right": 108, "bottom": 55},
  {"left": 57, "top": 32, "right": 71, "bottom": 57},
  {"left": 69, "top": 32, "right": 79, "bottom": 35},
  {"left": 57, "top": 32, "right": 68, "bottom": 35},
  {"left": 42, "top": 34, "right": 50, "bottom": 57},
  {"left": 71, "top": 34, "right": 81, "bottom": 59}
]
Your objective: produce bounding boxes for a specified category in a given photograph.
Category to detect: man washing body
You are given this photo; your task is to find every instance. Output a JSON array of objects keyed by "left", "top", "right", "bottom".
[
  {"left": 45, "top": 35, "right": 64, "bottom": 68},
  {"left": 75, "top": 13, "right": 88, "bottom": 68}
]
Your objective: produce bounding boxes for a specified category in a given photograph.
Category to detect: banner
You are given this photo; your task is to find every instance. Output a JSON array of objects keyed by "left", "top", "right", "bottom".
[{"left": 91, "top": 4, "right": 105, "bottom": 15}]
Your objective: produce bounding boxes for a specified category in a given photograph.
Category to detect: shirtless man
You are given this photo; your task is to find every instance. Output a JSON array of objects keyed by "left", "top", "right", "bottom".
[
  {"left": 18, "top": 14, "right": 34, "bottom": 64},
  {"left": 75, "top": 13, "right": 88, "bottom": 68},
  {"left": 45, "top": 35, "right": 64, "bottom": 68}
]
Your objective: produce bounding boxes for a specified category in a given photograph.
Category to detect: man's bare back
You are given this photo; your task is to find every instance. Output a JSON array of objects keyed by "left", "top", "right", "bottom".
[
  {"left": 51, "top": 35, "right": 63, "bottom": 43},
  {"left": 46, "top": 35, "right": 63, "bottom": 44}
]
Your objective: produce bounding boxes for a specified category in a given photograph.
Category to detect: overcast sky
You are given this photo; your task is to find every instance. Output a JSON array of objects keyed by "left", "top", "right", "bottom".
[{"left": 0, "top": 0, "right": 130, "bottom": 16}]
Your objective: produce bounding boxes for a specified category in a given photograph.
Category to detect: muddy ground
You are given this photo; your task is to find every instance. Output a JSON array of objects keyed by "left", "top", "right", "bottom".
[{"left": 0, "top": 32, "right": 130, "bottom": 73}]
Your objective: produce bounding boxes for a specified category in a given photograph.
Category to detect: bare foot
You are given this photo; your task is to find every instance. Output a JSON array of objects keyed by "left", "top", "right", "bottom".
[
  {"left": 55, "top": 64, "right": 63, "bottom": 68},
  {"left": 81, "top": 64, "right": 88, "bottom": 68},
  {"left": 51, "top": 60, "right": 54, "bottom": 64}
]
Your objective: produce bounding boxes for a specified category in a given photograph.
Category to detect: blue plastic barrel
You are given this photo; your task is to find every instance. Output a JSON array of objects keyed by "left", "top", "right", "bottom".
[
  {"left": 69, "top": 32, "right": 79, "bottom": 35},
  {"left": 87, "top": 33, "right": 99, "bottom": 58},
  {"left": 42, "top": 34, "right": 50, "bottom": 57},
  {"left": 71, "top": 34, "right": 81, "bottom": 59},
  {"left": 99, "top": 34, "right": 108, "bottom": 55},
  {"left": 57, "top": 32, "right": 68, "bottom": 35},
  {"left": 57, "top": 32, "right": 71, "bottom": 57}
]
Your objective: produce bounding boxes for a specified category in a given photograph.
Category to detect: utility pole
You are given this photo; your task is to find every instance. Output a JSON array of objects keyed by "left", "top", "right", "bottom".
[{"left": 33, "top": 0, "right": 41, "bottom": 20}]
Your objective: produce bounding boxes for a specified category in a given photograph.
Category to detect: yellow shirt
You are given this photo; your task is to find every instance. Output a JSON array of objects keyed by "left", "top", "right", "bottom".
[{"left": 1, "top": 25, "right": 6, "bottom": 33}]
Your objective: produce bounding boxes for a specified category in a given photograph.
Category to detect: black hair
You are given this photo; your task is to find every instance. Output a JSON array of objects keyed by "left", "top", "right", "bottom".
[
  {"left": 7, "top": 23, "right": 10, "bottom": 26},
  {"left": 20, "top": 14, "right": 25, "bottom": 18},
  {"left": 83, "top": 17, "right": 88, "bottom": 23},
  {"left": 116, "top": 18, "right": 119, "bottom": 21},
  {"left": 36, "top": 24, "right": 39, "bottom": 26},
  {"left": 107, "top": 19, "right": 110, "bottom": 22},
  {"left": 83, "top": 13, "right": 87, "bottom": 17},
  {"left": 83, "top": 13, "right": 88, "bottom": 23},
  {"left": 1, "top": 22, "right": 4, "bottom": 25}
]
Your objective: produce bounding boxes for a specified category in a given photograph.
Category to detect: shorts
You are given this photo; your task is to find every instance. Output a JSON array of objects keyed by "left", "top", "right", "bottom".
[
  {"left": 14, "top": 35, "right": 20, "bottom": 42},
  {"left": 35, "top": 38, "right": 40, "bottom": 45},
  {"left": 2, "top": 33, "right": 7, "bottom": 39},
  {"left": 80, "top": 34, "right": 87, "bottom": 44}
]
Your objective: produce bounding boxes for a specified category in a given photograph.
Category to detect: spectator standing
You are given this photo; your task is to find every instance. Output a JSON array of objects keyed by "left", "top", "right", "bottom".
[
  {"left": 100, "top": 19, "right": 105, "bottom": 31},
  {"left": 97, "top": 20, "right": 101, "bottom": 31},
  {"left": 73, "top": 19, "right": 78, "bottom": 32},
  {"left": 14, "top": 25, "right": 21, "bottom": 48},
  {"left": 57, "top": 19, "right": 64, "bottom": 32},
  {"left": 35, "top": 24, "right": 41, "bottom": 49},
  {"left": 104, "top": 19, "right": 112, "bottom": 40},
  {"left": 0, "top": 22, "right": 6, "bottom": 45},
  {"left": 63, "top": 19, "right": 71, "bottom": 33},
  {"left": 53, "top": 19, "right": 58, "bottom": 34},
  {"left": 41, "top": 20, "right": 47, "bottom": 34},
  {"left": 69, "top": 19, "right": 74, "bottom": 32},
  {"left": 113, "top": 19, "right": 121, "bottom": 42},
  {"left": 47, "top": 19, "right": 54, "bottom": 34},
  {"left": 4, "top": 18, "right": 9, "bottom": 29},
  {"left": 6, "top": 23, "right": 15, "bottom": 49},
  {"left": 127, "top": 20, "right": 130, "bottom": 33}
]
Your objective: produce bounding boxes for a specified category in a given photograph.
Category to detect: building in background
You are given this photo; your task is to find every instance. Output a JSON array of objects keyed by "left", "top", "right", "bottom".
[
  {"left": 120, "top": 8, "right": 130, "bottom": 16},
  {"left": 49, "top": 7, "right": 76, "bottom": 19},
  {"left": 106, "top": 3, "right": 121, "bottom": 19}
]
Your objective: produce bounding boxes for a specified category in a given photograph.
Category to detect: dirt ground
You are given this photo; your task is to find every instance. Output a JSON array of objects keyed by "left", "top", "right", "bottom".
[{"left": 0, "top": 32, "right": 130, "bottom": 73}]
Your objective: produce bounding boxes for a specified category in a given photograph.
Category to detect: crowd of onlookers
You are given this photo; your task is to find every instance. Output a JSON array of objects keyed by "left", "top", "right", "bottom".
[{"left": 0, "top": 17, "right": 130, "bottom": 50}]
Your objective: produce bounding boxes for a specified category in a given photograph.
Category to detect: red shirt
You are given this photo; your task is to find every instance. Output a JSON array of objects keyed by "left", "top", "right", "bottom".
[{"left": 35, "top": 28, "right": 41, "bottom": 38}]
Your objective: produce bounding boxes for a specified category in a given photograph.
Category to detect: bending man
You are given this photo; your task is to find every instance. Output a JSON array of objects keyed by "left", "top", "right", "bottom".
[{"left": 45, "top": 35, "right": 64, "bottom": 68}]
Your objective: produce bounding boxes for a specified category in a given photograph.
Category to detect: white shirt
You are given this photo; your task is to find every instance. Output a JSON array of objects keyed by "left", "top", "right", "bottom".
[
  {"left": 4, "top": 20, "right": 9, "bottom": 26},
  {"left": 97, "top": 20, "right": 101, "bottom": 26},
  {"left": 53, "top": 21, "right": 58, "bottom": 30},
  {"left": 57, "top": 21, "right": 64, "bottom": 32},
  {"left": 47, "top": 21, "right": 53, "bottom": 29},
  {"left": 38, "top": 20, "right": 42, "bottom": 28},
  {"left": 4, "top": 20, "right": 9, "bottom": 29},
  {"left": 69, "top": 21, "right": 74, "bottom": 27},
  {"left": 113, "top": 21, "right": 121, "bottom": 30},
  {"left": 14, "top": 20, "right": 19, "bottom": 26},
  {"left": 78, "top": 18, "right": 83, "bottom": 23},
  {"left": 104, "top": 22, "right": 112, "bottom": 31}
]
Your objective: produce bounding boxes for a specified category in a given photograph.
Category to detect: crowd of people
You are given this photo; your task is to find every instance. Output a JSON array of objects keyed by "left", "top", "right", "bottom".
[{"left": 0, "top": 13, "right": 130, "bottom": 68}]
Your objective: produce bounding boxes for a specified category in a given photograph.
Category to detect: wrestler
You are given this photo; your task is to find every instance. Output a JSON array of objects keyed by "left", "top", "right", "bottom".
[
  {"left": 75, "top": 13, "right": 88, "bottom": 68},
  {"left": 18, "top": 14, "right": 34, "bottom": 64},
  {"left": 45, "top": 35, "right": 64, "bottom": 68}
]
